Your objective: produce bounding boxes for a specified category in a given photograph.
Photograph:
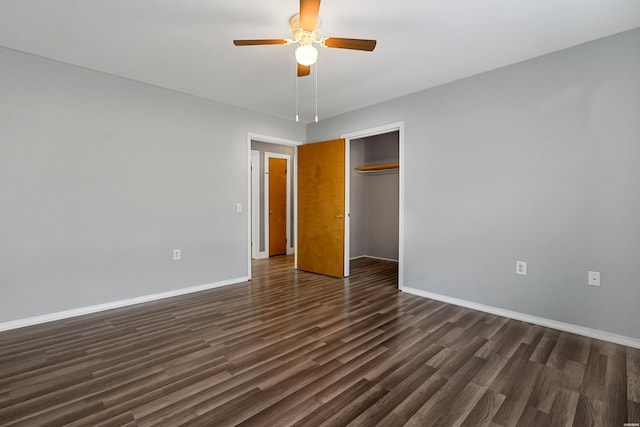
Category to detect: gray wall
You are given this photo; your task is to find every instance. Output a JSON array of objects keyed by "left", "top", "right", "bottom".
[
  {"left": 310, "top": 28, "right": 640, "bottom": 340},
  {"left": 250, "top": 141, "right": 296, "bottom": 254},
  {"left": 0, "top": 46, "right": 304, "bottom": 323},
  {"left": 350, "top": 132, "right": 399, "bottom": 260}
]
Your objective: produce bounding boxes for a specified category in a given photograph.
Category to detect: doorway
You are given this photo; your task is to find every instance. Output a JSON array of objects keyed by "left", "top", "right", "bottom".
[
  {"left": 342, "top": 122, "right": 404, "bottom": 288},
  {"left": 247, "top": 133, "right": 302, "bottom": 279}
]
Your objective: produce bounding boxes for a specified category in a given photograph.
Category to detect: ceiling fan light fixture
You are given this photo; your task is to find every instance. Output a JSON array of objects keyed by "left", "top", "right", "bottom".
[{"left": 295, "top": 45, "right": 318, "bottom": 66}]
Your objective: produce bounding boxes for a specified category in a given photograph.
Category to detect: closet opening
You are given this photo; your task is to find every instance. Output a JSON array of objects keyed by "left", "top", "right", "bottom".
[{"left": 348, "top": 130, "right": 400, "bottom": 287}]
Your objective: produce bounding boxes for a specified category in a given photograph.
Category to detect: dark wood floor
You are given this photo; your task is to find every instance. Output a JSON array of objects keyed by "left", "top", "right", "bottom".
[{"left": 1, "top": 256, "right": 638, "bottom": 426}]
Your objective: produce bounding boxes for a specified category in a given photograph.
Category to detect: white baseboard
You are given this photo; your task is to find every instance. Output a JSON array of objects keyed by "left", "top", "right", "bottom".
[
  {"left": 0, "top": 276, "right": 249, "bottom": 332},
  {"left": 401, "top": 286, "right": 640, "bottom": 350},
  {"left": 254, "top": 252, "right": 268, "bottom": 260},
  {"left": 350, "top": 255, "right": 399, "bottom": 262},
  {"left": 286, "top": 247, "right": 295, "bottom": 255}
]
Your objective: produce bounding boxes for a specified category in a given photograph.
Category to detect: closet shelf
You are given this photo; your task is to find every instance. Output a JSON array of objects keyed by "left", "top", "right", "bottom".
[{"left": 354, "top": 163, "right": 399, "bottom": 174}]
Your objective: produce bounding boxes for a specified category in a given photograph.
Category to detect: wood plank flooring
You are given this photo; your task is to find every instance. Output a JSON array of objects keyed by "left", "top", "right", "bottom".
[{"left": 1, "top": 256, "right": 638, "bottom": 426}]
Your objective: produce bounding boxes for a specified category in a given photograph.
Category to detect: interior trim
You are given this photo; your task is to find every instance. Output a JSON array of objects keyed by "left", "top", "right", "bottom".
[
  {"left": 0, "top": 276, "right": 248, "bottom": 332},
  {"left": 402, "top": 286, "right": 640, "bottom": 350},
  {"left": 251, "top": 149, "right": 261, "bottom": 259}
]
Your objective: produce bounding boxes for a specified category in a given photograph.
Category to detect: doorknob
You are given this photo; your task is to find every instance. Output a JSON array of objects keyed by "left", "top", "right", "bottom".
[{"left": 336, "top": 214, "right": 344, "bottom": 218}]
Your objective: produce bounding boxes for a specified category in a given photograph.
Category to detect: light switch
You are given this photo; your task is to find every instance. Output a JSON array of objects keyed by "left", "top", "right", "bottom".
[
  {"left": 588, "top": 271, "right": 600, "bottom": 287},
  {"left": 236, "top": 203, "right": 243, "bottom": 212}
]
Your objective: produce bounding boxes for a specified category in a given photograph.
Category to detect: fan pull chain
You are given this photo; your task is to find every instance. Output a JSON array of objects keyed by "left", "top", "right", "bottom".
[
  {"left": 295, "top": 68, "right": 299, "bottom": 122},
  {"left": 314, "top": 61, "right": 318, "bottom": 123}
]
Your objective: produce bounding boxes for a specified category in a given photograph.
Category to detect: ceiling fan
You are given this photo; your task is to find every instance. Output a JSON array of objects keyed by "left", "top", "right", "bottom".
[{"left": 233, "top": 0, "right": 377, "bottom": 77}]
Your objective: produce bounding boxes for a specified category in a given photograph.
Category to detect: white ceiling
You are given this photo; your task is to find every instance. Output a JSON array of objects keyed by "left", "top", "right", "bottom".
[{"left": 1, "top": 1, "right": 639, "bottom": 123}]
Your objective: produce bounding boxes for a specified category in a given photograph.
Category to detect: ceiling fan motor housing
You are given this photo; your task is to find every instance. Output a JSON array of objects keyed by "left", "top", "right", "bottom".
[{"left": 290, "top": 14, "right": 319, "bottom": 47}]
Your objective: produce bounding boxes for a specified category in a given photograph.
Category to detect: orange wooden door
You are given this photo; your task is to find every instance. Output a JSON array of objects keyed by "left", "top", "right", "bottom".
[
  {"left": 297, "top": 138, "right": 345, "bottom": 278},
  {"left": 269, "top": 157, "right": 287, "bottom": 256}
]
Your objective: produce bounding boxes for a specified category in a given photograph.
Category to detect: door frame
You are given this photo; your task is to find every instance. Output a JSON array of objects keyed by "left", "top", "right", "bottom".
[
  {"left": 251, "top": 149, "right": 260, "bottom": 259},
  {"left": 246, "top": 133, "right": 302, "bottom": 280},
  {"left": 340, "top": 121, "right": 405, "bottom": 288},
  {"left": 264, "top": 152, "right": 292, "bottom": 257}
]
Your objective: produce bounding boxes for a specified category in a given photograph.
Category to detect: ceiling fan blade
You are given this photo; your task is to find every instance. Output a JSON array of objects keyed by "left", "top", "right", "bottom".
[
  {"left": 297, "top": 63, "right": 311, "bottom": 77},
  {"left": 323, "top": 38, "right": 377, "bottom": 51},
  {"left": 233, "top": 39, "right": 289, "bottom": 46},
  {"left": 300, "top": 0, "right": 321, "bottom": 31}
]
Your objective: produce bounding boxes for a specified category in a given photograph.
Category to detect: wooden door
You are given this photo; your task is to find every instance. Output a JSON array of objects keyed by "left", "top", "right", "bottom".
[
  {"left": 297, "top": 138, "right": 345, "bottom": 278},
  {"left": 268, "top": 157, "right": 287, "bottom": 256}
]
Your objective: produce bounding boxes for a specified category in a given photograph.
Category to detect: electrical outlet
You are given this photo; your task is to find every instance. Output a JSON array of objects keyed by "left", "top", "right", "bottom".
[
  {"left": 516, "top": 261, "right": 527, "bottom": 276},
  {"left": 173, "top": 249, "right": 181, "bottom": 261},
  {"left": 588, "top": 271, "right": 600, "bottom": 287}
]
